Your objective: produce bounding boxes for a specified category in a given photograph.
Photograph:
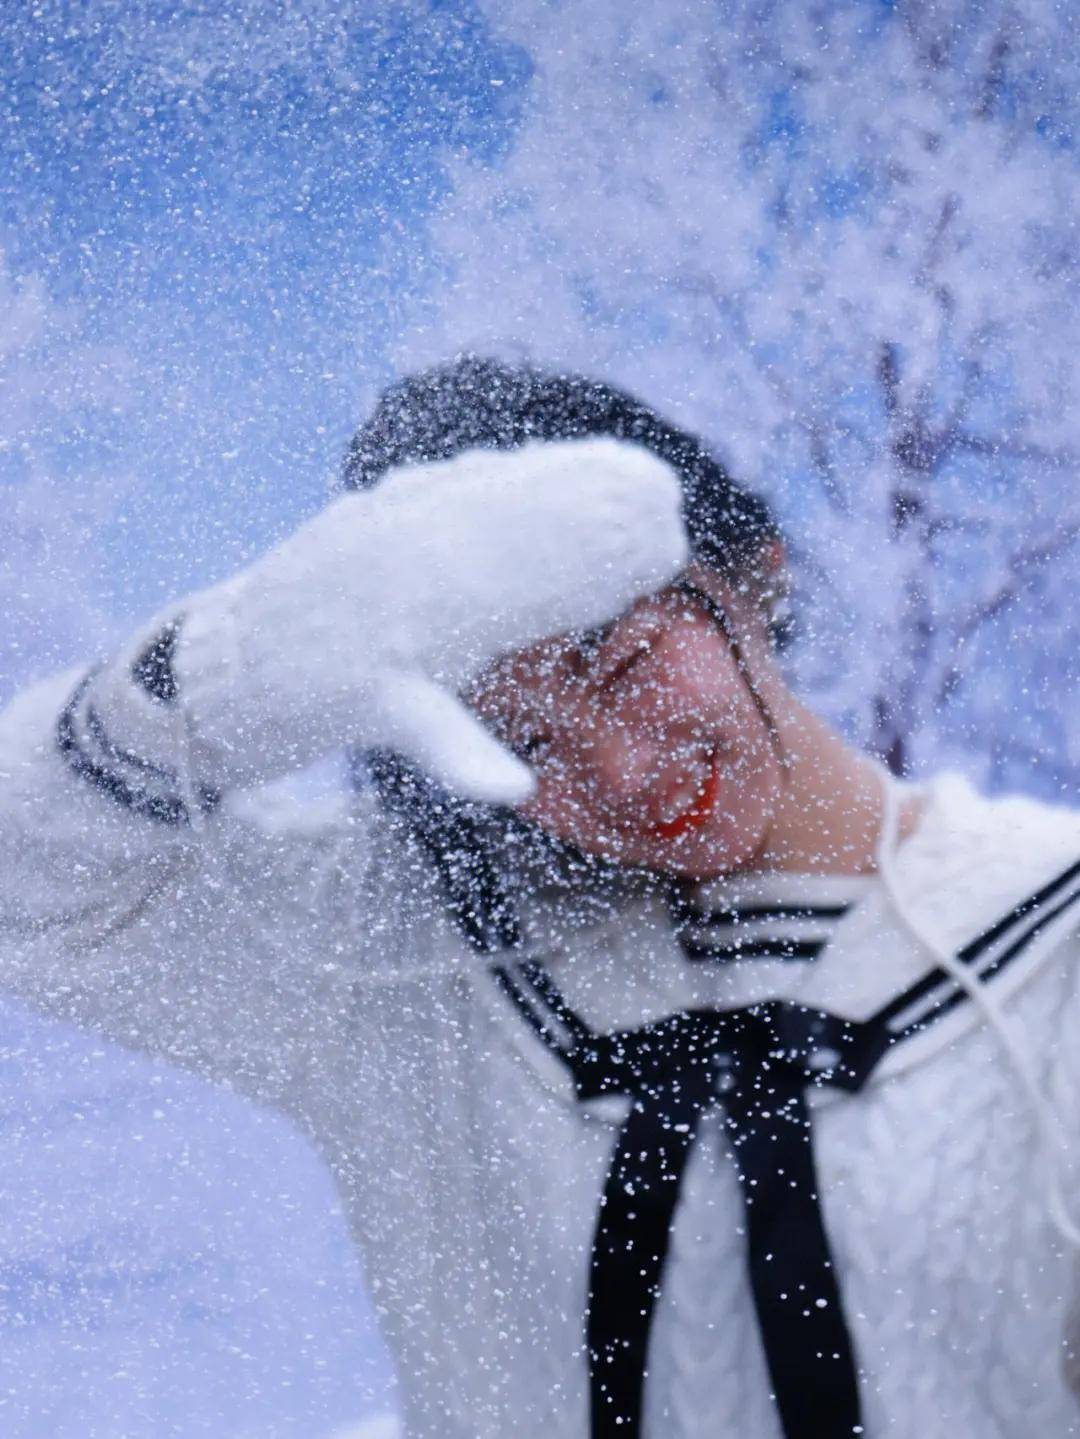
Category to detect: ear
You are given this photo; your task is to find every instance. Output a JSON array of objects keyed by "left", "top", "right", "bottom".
[{"left": 762, "top": 537, "right": 786, "bottom": 578}]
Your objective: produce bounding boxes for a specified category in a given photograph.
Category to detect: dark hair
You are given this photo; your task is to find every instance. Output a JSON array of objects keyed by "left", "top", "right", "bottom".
[{"left": 344, "top": 355, "right": 781, "bottom": 578}]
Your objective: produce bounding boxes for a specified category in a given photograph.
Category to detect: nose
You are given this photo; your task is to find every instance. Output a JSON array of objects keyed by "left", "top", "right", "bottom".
[
  {"left": 588, "top": 725, "right": 714, "bottom": 827},
  {"left": 588, "top": 727, "right": 667, "bottom": 806}
]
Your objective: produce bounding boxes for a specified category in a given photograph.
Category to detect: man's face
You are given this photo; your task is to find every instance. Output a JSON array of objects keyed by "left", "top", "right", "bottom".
[{"left": 468, "top": 569, "right": 784, "bottom": 879}]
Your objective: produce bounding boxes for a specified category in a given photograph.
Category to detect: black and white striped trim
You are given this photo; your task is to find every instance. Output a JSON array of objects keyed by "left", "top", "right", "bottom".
[
  {"left": 367, "top": 749, "right": 1080, "bottom": 1439},
  {"left": 57, "top": 625, "right": 219, "bottom": 826},
  {"left": 489, "top": 857, "right": 1080, "bottom": 1439},
  {"left": 674, "top": 899, "right": 854, "bottom": 964},
  {"left": 877, "top": 854, "right": 1080, "bottom": 1041}
]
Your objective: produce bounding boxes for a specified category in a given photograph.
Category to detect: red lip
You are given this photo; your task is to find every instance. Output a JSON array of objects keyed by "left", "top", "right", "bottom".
[{"left": 650, "top": 752, "right": 721, "bottom": 840}]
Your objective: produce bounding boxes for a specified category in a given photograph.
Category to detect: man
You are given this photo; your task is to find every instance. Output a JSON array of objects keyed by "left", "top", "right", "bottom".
[{"left": 2, "top": 357, "right": 1080, "bottom": 1437}]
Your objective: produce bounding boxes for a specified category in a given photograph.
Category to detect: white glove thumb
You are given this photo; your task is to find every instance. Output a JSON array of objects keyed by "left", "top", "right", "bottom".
[{"left": 374, "top": 671, "right": 536, "bottom": 806}]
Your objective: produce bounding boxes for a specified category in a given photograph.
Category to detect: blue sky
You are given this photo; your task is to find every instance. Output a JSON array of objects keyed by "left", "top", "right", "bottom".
[
  {"left": 0, "top": 5, "right": 528, "bottom": 1432},
  {"left": 2, "top": 3, "right": 1077, "bottom": 1430},
  {"left": 1, "top": 0, "right": 529, "bottom": 626}
]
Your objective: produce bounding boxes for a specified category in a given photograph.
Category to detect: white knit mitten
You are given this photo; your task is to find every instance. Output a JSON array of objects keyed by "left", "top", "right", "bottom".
[{"left": 91, "top": 439, "right": 688, "bottom": 805}]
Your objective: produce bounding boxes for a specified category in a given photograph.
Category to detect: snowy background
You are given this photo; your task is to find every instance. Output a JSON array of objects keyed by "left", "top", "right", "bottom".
[{"left": 1, "top": 1, "right": 1078, "bottom": 1434}]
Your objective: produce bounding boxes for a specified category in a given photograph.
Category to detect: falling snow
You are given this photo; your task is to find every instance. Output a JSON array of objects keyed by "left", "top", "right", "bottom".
[{"left": 1, "top": 3, "right": 1078, "bottom": 1437}]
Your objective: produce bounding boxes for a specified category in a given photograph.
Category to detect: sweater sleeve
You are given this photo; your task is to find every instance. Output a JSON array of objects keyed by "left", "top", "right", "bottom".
[
  {"left": 0, "top": 635, "right": 378, "bottom": 1108},
  {"left": 0, "top": 654, "right": 197, "bottom": 957}
]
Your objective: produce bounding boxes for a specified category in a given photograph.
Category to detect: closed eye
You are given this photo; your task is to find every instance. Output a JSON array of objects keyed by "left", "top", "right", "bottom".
[
  {"left": 598, "top": 641, "right": 653, "bottom": 691},
  {"left": 512, "top": 732, "right": 553, "bottom": 761}
]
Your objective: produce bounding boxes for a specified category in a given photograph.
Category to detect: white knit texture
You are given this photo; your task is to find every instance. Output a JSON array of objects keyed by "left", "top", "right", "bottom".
[{"left": 1, "top": 629, "right": 1079, "bottom": 1438}]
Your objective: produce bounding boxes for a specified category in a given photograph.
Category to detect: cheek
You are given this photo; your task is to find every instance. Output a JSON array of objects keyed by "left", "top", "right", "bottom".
[
  {"left": 618, "top": 636, "right": 743, "bottom": 728},
  {"left": 515, "top": 722, "right": 643, "bottom": 842},
  {"left": 637, "top": 743, "right": 784, "bottom": 876},
  {"left": 709, "top": 746, "right": 783, "bottom": 835},
  {"left": 519, "top": 691, "right": 780, "bottom": 855},
  {"left": 604, "top": 676, "right": 755, "bottom": 779},
  {"left": 519, "top": 756, "right": 605, "bottom": 838}
]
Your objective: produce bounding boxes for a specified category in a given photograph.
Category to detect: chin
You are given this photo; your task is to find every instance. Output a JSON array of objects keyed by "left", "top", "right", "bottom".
[
  {"left": 524, "top": 769, "right": 778, "bottom": 881},
  {"left": 569, "top": 816, "right": 768, "bottom": 882}
]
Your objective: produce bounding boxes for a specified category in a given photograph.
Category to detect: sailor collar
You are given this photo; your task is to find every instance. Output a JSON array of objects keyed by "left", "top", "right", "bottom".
[
  {"left": 495, "top": 772, "right": 1080, "bottom": 1088},
  {"left": 371, "top": 753, "right": 1080, "bottom": 1439},
  {"left": 487, "top": 775, "right": 1080, "bottom": 1439}
]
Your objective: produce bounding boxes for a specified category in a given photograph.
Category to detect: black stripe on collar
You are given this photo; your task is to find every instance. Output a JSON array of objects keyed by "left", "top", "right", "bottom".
[
  {"left": 680, "top": 936, "right": 828, "bottom": 964},
  {"left": 875, "top": 855, "right": 1080, "bottom": 1038}
]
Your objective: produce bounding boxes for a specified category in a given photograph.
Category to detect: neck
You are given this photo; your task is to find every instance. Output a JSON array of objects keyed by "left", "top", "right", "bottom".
[
  {"left": 741, "top": 679, "right": 924, "bottom": 877},
  {"left": 758, "top": 704, "right": 887, "bottom": 873},
  {"left": 680, "top": 565, "right": 922, "bottom": 879}
]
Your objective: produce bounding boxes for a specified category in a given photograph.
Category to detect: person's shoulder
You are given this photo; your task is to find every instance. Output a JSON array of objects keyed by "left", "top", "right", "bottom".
[
  {"left": 925, "top": 771, "right": 1080, "bottom": 854},
  {"left": 899, "top": 771, "right": 1080, "bottom": 946}
]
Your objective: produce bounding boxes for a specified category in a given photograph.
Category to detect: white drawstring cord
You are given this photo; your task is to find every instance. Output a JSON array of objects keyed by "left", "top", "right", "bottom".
[{"left": 872, "top": 764, "right": 1080, "bottom": 1249}]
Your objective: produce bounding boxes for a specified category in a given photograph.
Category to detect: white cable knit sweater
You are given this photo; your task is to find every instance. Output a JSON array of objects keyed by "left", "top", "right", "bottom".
[{"left": 2, "top": 666, "right": 1080, "bottom": 1437}]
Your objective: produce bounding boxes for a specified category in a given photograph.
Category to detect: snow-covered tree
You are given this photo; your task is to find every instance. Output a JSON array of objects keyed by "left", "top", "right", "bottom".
[
  {"left": 0, "top": 256, "right": 130, "bottom": 699},
  {"left": 400, "top": 0, "right": 1080, "bottom": 793}
]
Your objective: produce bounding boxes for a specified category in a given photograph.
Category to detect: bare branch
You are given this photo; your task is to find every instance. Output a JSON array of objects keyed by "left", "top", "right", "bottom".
[
  {"left": 917, "top": 191, "right": 961, "bottom": 287},
  {"left": 934, "top": 519, "right": 1080, "bottom": 705},
  {"left": 667, "top": 270, "right": 853, "bottom": 513},
  {"left": 878, "top": 341, "right": 902, "bottom": 420},
  {"left": 976, "top": 33, "right": 1010, "bottom": 121},
  {"left": 929, "top": 350, "right": 987, "bottom": 465},
  {"left": 949, "top": 434, "right": 1080, "bottom": 470}
]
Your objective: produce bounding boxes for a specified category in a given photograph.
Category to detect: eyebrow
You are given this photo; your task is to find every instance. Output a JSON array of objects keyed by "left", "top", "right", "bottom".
[
  {"left": 570, "top": 618, "right": 619, "bottom": 662},
  {"left": 571, "top": 578, "right": 701, "bottom": 663}
]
